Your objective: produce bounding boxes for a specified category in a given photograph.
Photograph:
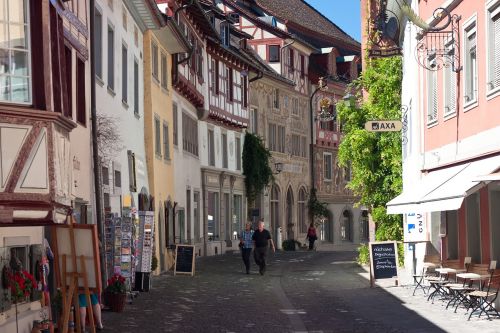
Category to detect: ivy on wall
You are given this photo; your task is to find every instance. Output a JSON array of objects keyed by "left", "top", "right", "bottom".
[
  {"left": 307, "top": 188, "right": 329, "bottom": 220},
  {"left": 242, "top": 132, "right": 273, "bottom": 205}
]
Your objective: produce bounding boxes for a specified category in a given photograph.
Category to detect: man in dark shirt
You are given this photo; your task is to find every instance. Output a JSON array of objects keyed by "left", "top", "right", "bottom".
[{"left": 252, "top": 220, "right": 275, "bottom": 275}]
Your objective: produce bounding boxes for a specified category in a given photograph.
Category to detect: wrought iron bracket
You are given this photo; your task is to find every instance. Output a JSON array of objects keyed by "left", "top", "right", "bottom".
[
  {"left": 416, "top": 8, "right": 462, "bottom": 72},
  {"left": 401, "top": 105, "right": 409, "bottom": 145}
]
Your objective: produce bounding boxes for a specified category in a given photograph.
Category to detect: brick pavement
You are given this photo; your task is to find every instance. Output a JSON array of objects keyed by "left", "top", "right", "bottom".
[{"left": 98, "top": 250, "right": 500, "bottom": 333}]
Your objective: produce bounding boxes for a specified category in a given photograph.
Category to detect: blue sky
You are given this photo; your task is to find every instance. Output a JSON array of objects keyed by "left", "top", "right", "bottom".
[{"left": 305, "top": 0, "right": 361, "bottom": 42}]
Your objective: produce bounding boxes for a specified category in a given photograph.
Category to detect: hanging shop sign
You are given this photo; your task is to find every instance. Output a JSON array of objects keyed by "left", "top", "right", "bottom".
[{"left": 365, "top": 120, "right": 403, "bottom": 132}]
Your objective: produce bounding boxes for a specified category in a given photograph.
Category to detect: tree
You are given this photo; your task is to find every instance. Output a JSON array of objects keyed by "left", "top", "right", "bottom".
[
  {"left": 336, "top": 56, "right": 403, "bottom": 241},
  {"left": 242, "top": 132, "right": 273, "bottom": 206}
]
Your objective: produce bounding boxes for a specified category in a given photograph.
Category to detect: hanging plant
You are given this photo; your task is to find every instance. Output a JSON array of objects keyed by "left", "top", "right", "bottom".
[
  {"left": 242, "top": 132, "right": 273, "bottom": 205},
  {"left": 307, "top": 188, "right": 329, "bottom": 219}
]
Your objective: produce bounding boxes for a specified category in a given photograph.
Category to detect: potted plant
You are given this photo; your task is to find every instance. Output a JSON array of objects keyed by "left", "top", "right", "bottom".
[
  {"left": 5, "top": 268, "right": 37, "bottom": 333},
  {"left": 105, "top": 274, "right": 126, "bottom": 312}
]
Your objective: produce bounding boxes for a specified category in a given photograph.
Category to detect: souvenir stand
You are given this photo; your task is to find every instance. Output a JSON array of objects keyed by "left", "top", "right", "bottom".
[{"left": 134, "top": 193, "right": 155, "bottom": 292}]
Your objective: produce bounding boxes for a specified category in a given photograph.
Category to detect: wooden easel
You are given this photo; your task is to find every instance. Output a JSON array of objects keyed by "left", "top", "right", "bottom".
[{"left": 59, "top": 219, "right": 96, "bottom": 333}]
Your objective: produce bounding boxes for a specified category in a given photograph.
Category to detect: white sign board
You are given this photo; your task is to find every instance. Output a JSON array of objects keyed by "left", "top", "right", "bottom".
[
  {"left": 365, "top": 120, "right": 403, "bottom": 132},
  {"left": 404, "top": 213, "right": 427, "bottom": 242}
]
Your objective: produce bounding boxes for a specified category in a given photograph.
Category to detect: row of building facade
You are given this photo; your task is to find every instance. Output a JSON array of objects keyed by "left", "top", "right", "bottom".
[{"left": 0, "top": 0, "right": 361, "bottom": 330}]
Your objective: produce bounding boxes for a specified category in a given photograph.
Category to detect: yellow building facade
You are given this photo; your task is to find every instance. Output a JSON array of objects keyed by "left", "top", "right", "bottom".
[{"left": 143, "top": 25, "right": 189, "bottom": 273}]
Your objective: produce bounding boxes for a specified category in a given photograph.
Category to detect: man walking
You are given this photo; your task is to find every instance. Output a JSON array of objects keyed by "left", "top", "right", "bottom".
[
  {"left": 252, "top": 220, "right": 275, "bottom": 275},
  {"left": 239, "top": 222, "right": 254, "bottom": 274}
]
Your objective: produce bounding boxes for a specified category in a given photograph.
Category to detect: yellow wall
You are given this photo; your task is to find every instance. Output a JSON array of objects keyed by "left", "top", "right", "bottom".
[{"left": 143, "top": 30, "right": 175, "bottom": 273}]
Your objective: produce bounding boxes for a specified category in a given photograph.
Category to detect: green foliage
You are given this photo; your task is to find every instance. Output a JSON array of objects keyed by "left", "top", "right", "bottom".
[
  {"left": 242, "top": 132, "right": 273, "bottom": 204},
  {"left": 307, "top": 188, "right": 329, "bottom": 219},
  {"left": 336, "top": 57, "right": 403, "bottom": 242},
  {"left": 356, "top": 243, "right": 370, "bottom": 265}
]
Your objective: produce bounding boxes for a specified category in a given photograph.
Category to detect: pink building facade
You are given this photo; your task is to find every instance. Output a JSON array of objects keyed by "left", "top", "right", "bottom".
[{"left": 388, "top": 0, "right": 500, "bottom": 273}]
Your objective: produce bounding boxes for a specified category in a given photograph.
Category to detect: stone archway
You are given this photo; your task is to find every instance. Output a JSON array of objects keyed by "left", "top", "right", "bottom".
[{"left": 341, "top": 209, "right": 353, "bottom": 242}]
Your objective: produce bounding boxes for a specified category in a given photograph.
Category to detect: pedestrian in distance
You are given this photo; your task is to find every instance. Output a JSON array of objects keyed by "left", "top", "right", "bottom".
[
  {"left": 252, "top": 220, "right": 275, "bottom": 275},
  {"left": 306, "top": 222, "right": 318, "bottom": 250},
  {"left": 239, "top": 222, "right": 254, "bottom": 274}
]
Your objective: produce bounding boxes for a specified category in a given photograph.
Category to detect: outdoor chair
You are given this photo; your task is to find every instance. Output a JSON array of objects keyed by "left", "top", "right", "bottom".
[
  {"left": 466, "top": 271, "right": 500, "bottom": 320},
  {"left": 413, "top": 254, "right": 441, "bottom": 296},
  {"left": 448, "top": 261, "right": 494, "bottom": 313}
]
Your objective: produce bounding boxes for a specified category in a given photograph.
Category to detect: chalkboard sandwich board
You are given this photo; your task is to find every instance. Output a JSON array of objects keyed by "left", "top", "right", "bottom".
[
  {"left": 369, "top": 241, "right": 398, "bottom": 287},
  {"left": 174, "top": 244, "right": 196, "bottom": 276}
]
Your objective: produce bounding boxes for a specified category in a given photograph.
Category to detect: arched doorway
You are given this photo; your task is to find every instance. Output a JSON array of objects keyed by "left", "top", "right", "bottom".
[
  {"left": 286, "top": 187, "right": 294, "bottom": 240},
  {"left": 270, "top": 184, "right": 280, "bottom": 243},
  {"left": 341, "top": 209, "right": 353, "bottom": 242},
  {"left": 324, "top": 211, "right": 333, "bottom": 242}
]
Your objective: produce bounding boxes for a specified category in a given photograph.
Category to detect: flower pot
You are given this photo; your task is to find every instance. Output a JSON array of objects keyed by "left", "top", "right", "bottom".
[{"left": 107, "top": 293, "right": 126, "bottom": 312}]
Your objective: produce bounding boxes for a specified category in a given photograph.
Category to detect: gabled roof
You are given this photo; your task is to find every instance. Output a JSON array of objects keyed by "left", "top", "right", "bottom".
[{"left": 254, "top": 0, "right": 360, "bottom": 51}]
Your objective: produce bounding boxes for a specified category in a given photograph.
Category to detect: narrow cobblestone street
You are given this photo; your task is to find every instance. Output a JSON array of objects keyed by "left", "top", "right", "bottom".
[{"left": 100, "top": 251, "right": 500, "bottom": 333}]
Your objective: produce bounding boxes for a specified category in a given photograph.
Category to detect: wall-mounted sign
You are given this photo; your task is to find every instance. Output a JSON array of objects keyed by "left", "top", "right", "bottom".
[
  {"left": 365, "top": 120, "right": 402, "bottom": 132},
  {"left": 405, "top": 212, "right": 427, "bottom": 242}
]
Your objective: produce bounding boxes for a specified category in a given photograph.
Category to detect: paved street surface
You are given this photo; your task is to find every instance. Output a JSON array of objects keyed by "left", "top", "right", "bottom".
[{"left": 101, "top": 251, "right": 500, "bottom": 332}]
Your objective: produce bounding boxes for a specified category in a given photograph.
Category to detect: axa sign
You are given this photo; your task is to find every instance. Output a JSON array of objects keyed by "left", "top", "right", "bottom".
[{"left": 365, "top": 120, "right": 403, "bottom": 132}]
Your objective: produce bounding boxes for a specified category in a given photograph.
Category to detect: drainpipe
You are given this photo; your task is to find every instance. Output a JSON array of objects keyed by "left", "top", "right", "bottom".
[{"left": 89, "top": 0, "right": 106, "bottom": 287}]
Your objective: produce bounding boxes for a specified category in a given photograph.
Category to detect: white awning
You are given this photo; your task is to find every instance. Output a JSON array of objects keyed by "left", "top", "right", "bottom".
[
  {"left": 387, "top": 155, "right": 500, "bottom": 214},
  {"left": 473, "top": 172, "right": 500, "bottom": 182}
]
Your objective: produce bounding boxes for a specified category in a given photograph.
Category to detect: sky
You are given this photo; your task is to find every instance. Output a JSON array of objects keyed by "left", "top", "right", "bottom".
[{"left": 305, "top": 0, "right": 361, "bottom": 42}]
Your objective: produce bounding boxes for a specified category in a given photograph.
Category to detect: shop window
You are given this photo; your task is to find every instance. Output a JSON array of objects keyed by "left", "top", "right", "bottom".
[
  {"left": 490, "top": 189, "right": 500, "bottom": 266},
  {"left": 177, "top": 209, "right": 185, "bottom": 244},
  {"left": 207, "top": 191, "right": 219, "bottom": 241},
  {"left": 446, "top": 210, "right": 459, "bottom": 260},
  {"left": 233, "top": 194, "right": 242, "bottom": 240},
  {"left": 224, "top": 193, "right": 231, "bottom": 240},
  {"left": 194, "top": 192, "right": 200, "bottom": 241}
]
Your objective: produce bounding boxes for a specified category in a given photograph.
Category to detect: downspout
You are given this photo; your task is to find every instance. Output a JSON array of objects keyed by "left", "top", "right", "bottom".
[
  {"left": 249, "top": 70, "right": 263, "bottom": 83},
  {"left": 89, "top": 0, "right": 106, "bottom": 287},
  {"left": 309, "top": 83, "right": 325, "bottom": 221}
]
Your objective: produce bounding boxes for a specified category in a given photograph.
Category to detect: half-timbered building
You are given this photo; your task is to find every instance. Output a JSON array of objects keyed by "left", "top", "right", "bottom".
[{"left": 0, "top": 0, "right": 91, "bottom": 331}]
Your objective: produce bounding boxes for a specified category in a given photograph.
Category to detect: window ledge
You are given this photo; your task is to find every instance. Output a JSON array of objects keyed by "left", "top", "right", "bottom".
[
  {"left": 107, "top": 86, "right": 116, "bottom": 97},
  {"left": 323, "top": 179, "right": 332, "bottom": 182},
  {"left": 443, "top": 112, "right": 457, "bottom": 122},
  {"left": 486, "top": 86, "right": 500, "bottom": 101},
  {"left": 122, "top": 100, "right": 129, "bottom": 109},
  {"left": 152, "top": 76, "right": 160, "bottom": 85},
  {"left": 134, "top": 111, "right": 140, "bottom": 119},
  {"left": 463, "top": 100, "right": 478, "bottom": 112},
  {"left": 426, "top": 120, "right": 438, "bottom": 128},
  {"left": 155, "top": 154, "right": 162, "bottom": 160},
  {"left": 161, "top": 86, "right": 169, "bottom": 94},
  {"left": 96, "top": 76, "right": 104, "bottom": 86}
]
